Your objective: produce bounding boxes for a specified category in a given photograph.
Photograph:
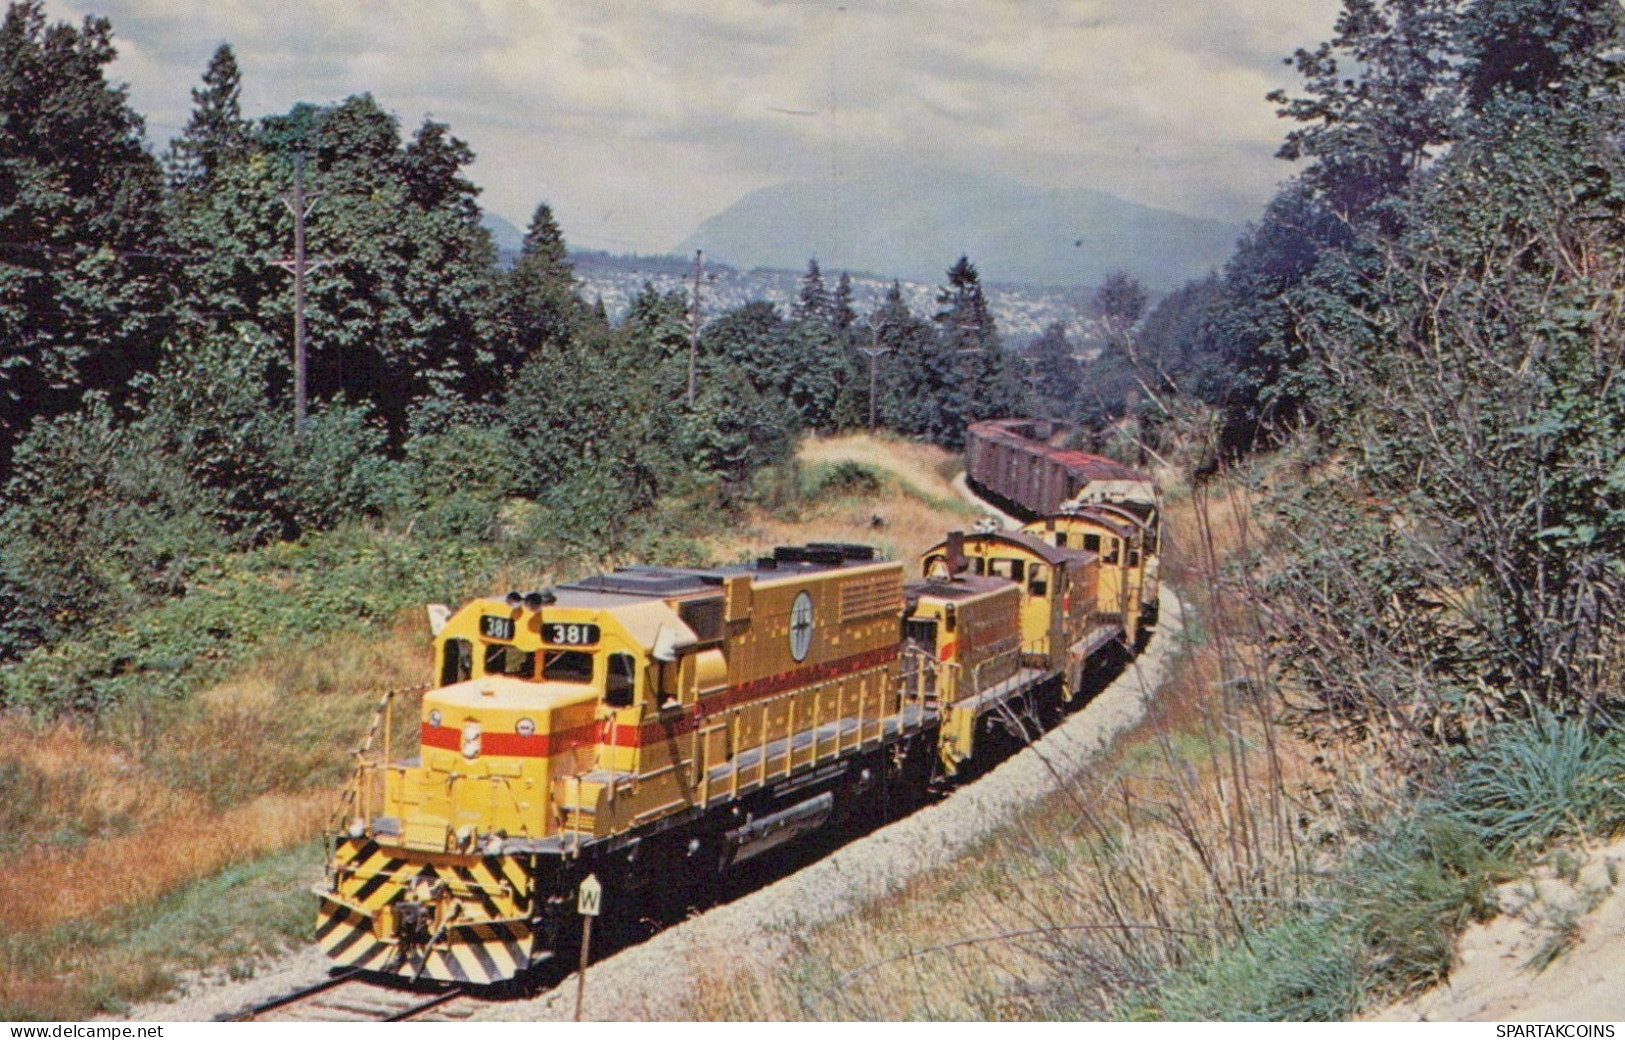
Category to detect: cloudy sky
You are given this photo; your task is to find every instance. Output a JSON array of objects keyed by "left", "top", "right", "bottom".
[{"left": 45, "top": 0, "right": 1341, "bottom": 253}]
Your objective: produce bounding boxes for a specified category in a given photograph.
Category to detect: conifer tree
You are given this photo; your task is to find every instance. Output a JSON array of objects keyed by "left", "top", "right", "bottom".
[
  {"left": 504, "top": 202, "right": 582, "bottom": 355},
  {"left": 795, "top": 258, "right": 829, "bottom": 324},
  {"left": 165, "top": 43, "right": 250, "bottom": 193},
  {"left": 935, "top": 256, "right": 1021, "bottom": 443},
  {"left": 831, "top": 272, "right": 857, "bottom": 337}
]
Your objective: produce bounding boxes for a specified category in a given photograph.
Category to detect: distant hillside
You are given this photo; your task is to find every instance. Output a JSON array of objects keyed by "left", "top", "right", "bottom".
[
  {"left": 481, "top": 212, "right": 526, "bottom": 264},
  {"left": 674, "top": 171, "right": 1243, "bottom": 290}
]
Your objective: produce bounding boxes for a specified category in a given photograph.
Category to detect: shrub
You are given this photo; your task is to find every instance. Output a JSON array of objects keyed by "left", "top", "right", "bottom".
[
  {"left": 267, "top": 399, "right": 401, "bottom": 534},
  {"left": 1440, "top": 712, "right": 1625, "bottom": 855},
  {"left": 1131, "top": 916, "right": 1362, "bottom": 1021},
  {"left": 799, "top": 460, "right": 884, "bottom": 501}
]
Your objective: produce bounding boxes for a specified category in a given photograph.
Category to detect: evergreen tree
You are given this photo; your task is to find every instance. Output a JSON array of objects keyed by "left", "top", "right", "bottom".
[
  {"left": 934, "top": 256, "right": 1021, "bottom": 445},
  {"left": 165, "top": 43, "right": 250, "bottom": 193},
  {"left": 701, "top": 300, "right": 790, "bottom": 396},
  {"left": 623, "top": 283, "right": 691, "bottom": 363},
  {"left": 831, "top": 272, "right": 857, "bottom": 337},
  {"left": 1029, "top": 322, "right": 1083, "bottom": 419},
  {"left": 875, "top": 281, "right": 953, "bottom": 442},
  {"left": 166, "top": 95, "right": 503, "bottom": 442},
  {"left": 503, "top": 202, "right": 583, "bottom": 355},
  {"left": 0, "top": 0, "right": 170, "bottom": 474},
  {"left": 1208, "top": 181, "right": 1352, "bottom": 439},
  {"left": 794, "top": 258, "right": 829, "bottom": 325}
]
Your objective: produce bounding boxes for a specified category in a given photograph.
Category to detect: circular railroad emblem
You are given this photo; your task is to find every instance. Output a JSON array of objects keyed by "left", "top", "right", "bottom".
[{"left": 789, "top": 590, "right": 814, "bottom": 662}]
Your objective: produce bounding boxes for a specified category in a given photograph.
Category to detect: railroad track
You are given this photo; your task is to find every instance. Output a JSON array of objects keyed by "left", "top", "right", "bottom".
[{"left": 219, "top": 970, "right": 472, "bottom": 1022}]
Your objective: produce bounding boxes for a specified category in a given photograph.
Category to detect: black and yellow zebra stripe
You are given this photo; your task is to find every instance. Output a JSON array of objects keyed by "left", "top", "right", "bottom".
[{"left": 315, "top": 837, "right": 535, "bottom": 984}]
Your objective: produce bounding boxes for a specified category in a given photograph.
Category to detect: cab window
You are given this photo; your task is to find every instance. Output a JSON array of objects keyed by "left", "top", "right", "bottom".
[
  {"left": 1028, "top": 564, "right": 1048, "bottom": 598},
  {"left": 605, "top": 652, "right": 636, "bottom": 707},
  {"left": 484, "top": 644, "right": 535, "bottom": 678},
  {"left": 543, "top": 649, "right": 593, "bottom": 683},
  {"left": 1103, "top": 539, "right": 1120, "bottom": 565},
  {"left": 441, "top": 638, "right": 473, "bottom": 685},
  {"left": 1054, "top": 533, "right": 1068, "bottom": 547},
  {"left": 989, "top": 558, "right": 1025, "bottom": 582},
  {"left": 1083, "top": 533, "right": 1101, "bottom": 553}
]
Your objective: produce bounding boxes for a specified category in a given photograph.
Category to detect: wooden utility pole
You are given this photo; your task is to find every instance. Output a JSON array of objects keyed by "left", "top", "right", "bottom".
[
  {"left": 856, "top": 327, "right": 891, "bottom": 432},
  {"left": 270, "top": 155, "right": 334, "bottom": 438},
  {"left": 687, "top": 249, "right": 703, "bottom": 407}
]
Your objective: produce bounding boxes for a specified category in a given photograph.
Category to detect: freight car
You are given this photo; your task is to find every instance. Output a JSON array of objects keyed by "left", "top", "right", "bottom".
[
  {"left": 965, "top": 417, "right": 1156, "bottom": 520},
  {"left": 316, "top": 527, "right": 1143, "bottom": 985}
]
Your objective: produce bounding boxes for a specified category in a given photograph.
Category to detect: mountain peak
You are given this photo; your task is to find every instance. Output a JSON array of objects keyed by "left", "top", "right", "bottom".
[{"left": 675, "top": 173, "right": 1242, "bottom": 289}]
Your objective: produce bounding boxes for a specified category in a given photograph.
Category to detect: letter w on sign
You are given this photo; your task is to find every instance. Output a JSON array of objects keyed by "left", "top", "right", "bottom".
[{"left": 577, "top": 875, "right": 603, "bottom": 917}]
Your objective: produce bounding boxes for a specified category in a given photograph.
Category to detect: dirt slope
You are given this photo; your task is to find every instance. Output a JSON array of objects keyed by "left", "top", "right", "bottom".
[{"left": 1369, "top": 838, "right": 1625, "bottom": 1022}]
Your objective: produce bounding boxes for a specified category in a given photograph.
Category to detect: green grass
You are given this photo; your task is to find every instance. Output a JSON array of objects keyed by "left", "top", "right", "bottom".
[
  {"left": 0, "top": 841, "right": 322, "bottom": 1020},
  {"left": 1440, "top": 712, "right": 1625, "bottom": 855},
  {"left": 0, "top": 521, "right": 504, "bottom": 719},
  {"left": 1122, "top": 915, "right": 1363, "bottom": 1021},
  {"left": 1122, "top": 711, "right": 1619, "bottom": 1020}
]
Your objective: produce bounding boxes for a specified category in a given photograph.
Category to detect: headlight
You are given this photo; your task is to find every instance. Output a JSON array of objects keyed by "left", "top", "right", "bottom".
[
  {"left": 428, "top": 709, "right": 443, "bottom": 728},
  {"left": 461, "top": 722, "right": 482, "bottom": 759},
  {"left": 516, "top": 717, "right": 536, "bottom": 738}
]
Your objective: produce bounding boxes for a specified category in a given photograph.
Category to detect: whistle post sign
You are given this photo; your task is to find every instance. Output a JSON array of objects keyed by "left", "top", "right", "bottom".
[{"left": 577, "top": 874, "right": 603, "bottom": 917}]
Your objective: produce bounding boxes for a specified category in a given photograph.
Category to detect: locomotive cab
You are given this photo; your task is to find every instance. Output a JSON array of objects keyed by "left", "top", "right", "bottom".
[
  {"left": 1026, "top": 499, "right": 1161, "bottom": 637},
  {"left": 904, "top": 575, "right": 1023, "bottom": 770},
  {"left": 1024, "top": 511, "right": 1147, "bottom": 644},
  {"left": 920, "top": 530, "right": 1120, "bottom": 701}
]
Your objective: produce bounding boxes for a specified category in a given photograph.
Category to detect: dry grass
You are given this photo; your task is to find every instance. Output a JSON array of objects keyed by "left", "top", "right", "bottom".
[
  {"left": 710, "top": 433, "right": 980, "bottom": 569},
  {"left": 0, "top": 614, "right": 434, "bottom": 1016},
  {"left": 0, "top": 790, "right": 330, "bottom": 933},
  {"left": 796, "top": 433, "right": 966, "bottom": 505}
]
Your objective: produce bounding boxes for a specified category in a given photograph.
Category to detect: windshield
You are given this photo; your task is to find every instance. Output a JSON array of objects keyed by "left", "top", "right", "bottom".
[
  {"left": 484, "top": 644, "right": 535, "bottom": 678},
  {"left": 542, "top": 649, "right": 593, "bottom": 683}
]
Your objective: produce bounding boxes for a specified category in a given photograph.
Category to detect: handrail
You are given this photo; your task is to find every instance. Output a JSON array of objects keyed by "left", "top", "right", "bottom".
[{"left": 334, "top": 683, "right": 431, "bottom": 834}]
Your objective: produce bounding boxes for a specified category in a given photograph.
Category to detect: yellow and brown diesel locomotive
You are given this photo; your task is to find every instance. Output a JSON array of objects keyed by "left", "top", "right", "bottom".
[
  {"left": 317, "top": 462, "right": 1164, "bottom": 984},
  {"left": 319, "top": 544, "right": 935, "bottom": 983},
  {"left": 1023, "top": 500, "right": 1162, "bottom": 644}
]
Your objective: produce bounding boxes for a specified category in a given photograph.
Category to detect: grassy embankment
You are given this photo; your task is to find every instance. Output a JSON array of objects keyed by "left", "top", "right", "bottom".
[
  {"left": 686, "top": 456, "right": 1625, "bottom": 1021},
  {"left": 0, "top": 433, "right": 974, "bottom": 1019}
]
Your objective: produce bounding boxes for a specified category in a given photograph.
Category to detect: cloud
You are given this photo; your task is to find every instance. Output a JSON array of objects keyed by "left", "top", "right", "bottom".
[{"left": 45, "top": 0, "right": 1340, "bottom": 252}]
